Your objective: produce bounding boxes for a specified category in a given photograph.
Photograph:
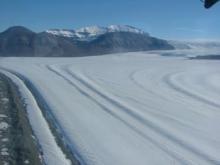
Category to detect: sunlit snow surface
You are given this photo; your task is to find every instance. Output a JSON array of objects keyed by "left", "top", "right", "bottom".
[{"left": 0, "top": 50, "right": 220, "bottom": 165}]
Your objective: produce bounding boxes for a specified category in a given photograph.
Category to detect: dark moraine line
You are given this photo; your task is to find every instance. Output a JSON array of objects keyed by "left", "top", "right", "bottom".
[{"left": 189, "top": 55, "right": 220, "bottom": 60}]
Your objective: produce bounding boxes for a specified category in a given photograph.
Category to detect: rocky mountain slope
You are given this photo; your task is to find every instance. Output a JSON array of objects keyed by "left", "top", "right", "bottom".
[{"left": 0, "top": 26, "right": 174, "bottom": 57}]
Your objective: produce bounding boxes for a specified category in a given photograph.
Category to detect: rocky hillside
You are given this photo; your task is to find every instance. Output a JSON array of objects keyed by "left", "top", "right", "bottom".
[{"left": 0, "top": 26, "right": 174, "bottom": 57}]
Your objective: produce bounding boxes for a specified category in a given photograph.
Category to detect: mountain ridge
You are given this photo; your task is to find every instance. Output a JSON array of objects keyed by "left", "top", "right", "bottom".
[
  {"left": 45, "top": 25, "right": 147, "bottom": 41},
  {"left": 0, "top": 25, "right": 174, "bottom": 57}
]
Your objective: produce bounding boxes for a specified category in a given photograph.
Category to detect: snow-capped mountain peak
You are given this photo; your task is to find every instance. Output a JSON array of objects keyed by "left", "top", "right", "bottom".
[
  {"left": 45, "top": 25, "right": 147, "bottom": 41},
  {"left": 76, "top": 26, "right": 107, "bottom": 35},
  {"left": 107, "top": 25, "right": 145, "bottom": 34}
]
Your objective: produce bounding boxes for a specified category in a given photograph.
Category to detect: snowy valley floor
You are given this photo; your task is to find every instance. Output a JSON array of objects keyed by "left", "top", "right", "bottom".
[{"left": 0, "top": 50, "right": 220, "bottom": 165}]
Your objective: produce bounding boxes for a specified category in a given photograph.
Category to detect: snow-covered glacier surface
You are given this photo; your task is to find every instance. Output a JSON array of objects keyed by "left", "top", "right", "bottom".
[{"left": 0, "top": 50, "right": 220, "bottom": 165}]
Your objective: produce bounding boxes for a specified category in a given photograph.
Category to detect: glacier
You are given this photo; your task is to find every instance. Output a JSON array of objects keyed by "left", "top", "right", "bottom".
[{"left": 0, "top": 49, "right": 220, "bottom": 165}]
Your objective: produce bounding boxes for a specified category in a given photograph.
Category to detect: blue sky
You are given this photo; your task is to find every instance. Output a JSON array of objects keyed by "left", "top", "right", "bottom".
[{"left": 0, "top": 0, "right": 219, "bottom": 40}]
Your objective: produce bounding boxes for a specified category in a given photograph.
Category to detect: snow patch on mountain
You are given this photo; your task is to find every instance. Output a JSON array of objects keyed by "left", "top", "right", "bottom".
[
  {"left": 46, "top": 25, "right": 147, "bottom": 41},
  {"left": 46, "top": 29, "right": 76, "bottom": 38},
  {"left": 76, "top": 26, "right": 107, "bottom": 36},
  {"left": 108, "top": 25, "right": 145, "bottom": 34}
]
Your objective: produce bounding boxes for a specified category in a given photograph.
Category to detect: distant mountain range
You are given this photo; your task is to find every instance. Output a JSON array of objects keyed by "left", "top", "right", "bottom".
[
  {"left": 169, "top": 40, "right": 220, "bottom": 50},
  {"left": 0, "top": 25, "right": 174, "bottom": 57}
]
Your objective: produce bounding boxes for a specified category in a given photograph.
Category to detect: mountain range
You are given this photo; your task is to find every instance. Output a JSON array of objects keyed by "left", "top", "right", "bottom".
[{"left": 0, "top": 25, "right": 174, "bottom": 57}]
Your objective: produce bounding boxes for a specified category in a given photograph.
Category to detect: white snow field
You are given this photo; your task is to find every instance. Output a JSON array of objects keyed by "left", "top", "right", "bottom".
[{"left": 0, "top": 50, "right": 220, "bottom": 165}]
